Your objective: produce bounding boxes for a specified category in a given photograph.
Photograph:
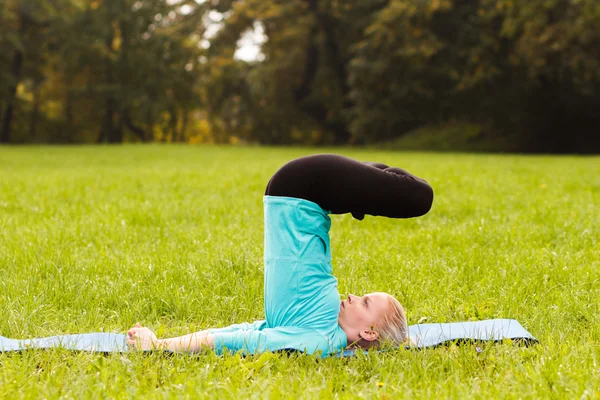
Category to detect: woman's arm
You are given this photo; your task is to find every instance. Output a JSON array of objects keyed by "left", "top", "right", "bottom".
[{"left": 127, "top": 323, "right": 214, "bottom": 353}]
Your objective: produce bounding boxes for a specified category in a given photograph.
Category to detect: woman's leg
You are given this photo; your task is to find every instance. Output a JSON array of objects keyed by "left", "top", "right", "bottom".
[{"left": 264, "top": 154, "right": 433, "bottom": 219}]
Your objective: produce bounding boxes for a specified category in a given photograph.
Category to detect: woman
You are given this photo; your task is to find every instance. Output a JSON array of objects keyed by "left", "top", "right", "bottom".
[{"left": 127, "top": 154, "right": 433, "bottom": 356}]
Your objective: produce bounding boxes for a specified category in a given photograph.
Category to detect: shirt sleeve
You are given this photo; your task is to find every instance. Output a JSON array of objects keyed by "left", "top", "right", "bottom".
[
  {"left": 212, "top": 329, "right": 270, "bottom": 356},
  {"left": 207, "top": 320, "right": 267, "bottom": 335},
  {"left": 211, "top": 325, "right": 345, "bottom": 357}
]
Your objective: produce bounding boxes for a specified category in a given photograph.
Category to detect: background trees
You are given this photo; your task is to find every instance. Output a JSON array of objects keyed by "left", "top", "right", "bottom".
[
  {"left": 349, "top": 0, "right": 600, "bottom": 151},
  {"left": 0, "top": 0, "right": 205, "bottom": 144},
  {"left": 1, "top": 0, "right": 599, "bottom": 152}
]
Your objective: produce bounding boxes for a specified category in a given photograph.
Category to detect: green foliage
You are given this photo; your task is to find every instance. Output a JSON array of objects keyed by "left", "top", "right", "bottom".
[
  {"left": 348, "top": 0, "right": 600, "bottom": 151},
  {"left": 0, "top": 0, "right": 62, "bottom": 142},
  {"left": 0, "top": 146, "right": 599, "bottom": 397},
  {"left": 0, "top": 0, "right": 205, "bottom": 143},
  {"left": 1, "top": 0, "right": 600, "bottom": 151},
  {"left": 496, "top": 0, "right": 600, "bottom": 88},
  {"left": 204, "top": 0, "right": 365, "bottom": 144}
]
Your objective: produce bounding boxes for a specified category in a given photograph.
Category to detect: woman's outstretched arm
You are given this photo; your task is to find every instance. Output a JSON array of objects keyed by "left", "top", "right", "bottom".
[
  {"left": 127, "top": 323, "right": 215, "bottom": 353},
  {"left": 265, "top": 154, "right": 434, "bottom": 219}
]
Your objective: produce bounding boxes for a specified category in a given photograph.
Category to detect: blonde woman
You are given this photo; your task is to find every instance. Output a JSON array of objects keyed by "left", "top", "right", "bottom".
[{"left": 128, "top": 154, "right": 433, "bottom": 356}]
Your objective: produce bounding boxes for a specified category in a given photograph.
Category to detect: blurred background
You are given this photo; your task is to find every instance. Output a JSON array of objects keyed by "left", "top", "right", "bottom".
[{"left": 1, "top": 0, "right": 599, "bottom": 152}]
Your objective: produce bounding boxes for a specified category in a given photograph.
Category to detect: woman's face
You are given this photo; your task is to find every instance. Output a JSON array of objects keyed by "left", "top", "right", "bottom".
[{"left": 338, "top": 292, "right": 391, "bottom": 344}]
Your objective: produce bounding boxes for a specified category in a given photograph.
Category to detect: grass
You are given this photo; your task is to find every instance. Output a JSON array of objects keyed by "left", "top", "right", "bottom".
[{"left": 0, "top": 145, "right": 599, "bottom": 398}]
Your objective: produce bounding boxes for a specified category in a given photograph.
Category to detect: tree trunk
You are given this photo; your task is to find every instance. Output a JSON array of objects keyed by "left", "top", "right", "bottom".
[
  {"left": 117, "top": 8, "right": 133, "bottom": 143},
  {"left": 0, "top": 91, "right": 17, "bottom": 143},
  {"left": 317, "top": 11, "right": 351, "bottom": 144},
  {"left": 293, "top": 0, "right": 351, "bottom": 144},
  {"left": 146, "top": 105, "right": 155, "bottom": 142},
  {"left": 168, "top": 105, "right": 178, "bottom": 142},
  {"left": 29, "top": 80, "right": 41, "bottom": 141},
  {"left": 0, "top": 15, "right": 26, "bottom": 144},
  {"left": 101, "top": 100, "right": 113, "bottom": 143},
  {"left": 114, "top": 111, "right": 124, "bottom": 143},
  {"left": 294, "top": 0, "right": 319, "bottom": 103},
  {"left": 65, "top": 85, "right": 74, "bottom": 139},
  {"left": 124, "top": 109, "right": 146, "bottom": 142},
  {"left": 177, "top": 109, "right": 189, "bottom": 142},
  {"left": 105, "top": 100, "right": 123, "bottom": 143},
  {"left": 103, "top": 18, "right": 122, "bottom": 144}
]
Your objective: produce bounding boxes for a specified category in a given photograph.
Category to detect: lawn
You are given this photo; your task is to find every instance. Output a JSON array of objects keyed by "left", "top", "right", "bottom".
[{"left": 0, "top": 145, "right": 599, "bottom": 398}]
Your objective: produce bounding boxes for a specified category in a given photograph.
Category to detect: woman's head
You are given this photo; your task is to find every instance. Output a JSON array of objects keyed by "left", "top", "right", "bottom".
[{"left": 338, "top": 292, "right": 407, "bottom": 349}]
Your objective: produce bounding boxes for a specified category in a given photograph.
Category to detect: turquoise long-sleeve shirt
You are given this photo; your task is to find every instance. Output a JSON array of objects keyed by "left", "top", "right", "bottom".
[{"left": 210, "top": 196, "right": 347, "bottom": 357}]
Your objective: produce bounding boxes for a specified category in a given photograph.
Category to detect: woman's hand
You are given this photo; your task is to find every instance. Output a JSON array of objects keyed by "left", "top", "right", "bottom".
[{"left": 127, "top": 323, "right": 160, "bottom": 351}]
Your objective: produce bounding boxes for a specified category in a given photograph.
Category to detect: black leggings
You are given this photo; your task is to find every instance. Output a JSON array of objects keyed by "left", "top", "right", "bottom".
[{"left": 265, "top": 154, "right": 433, "bottom": 220}]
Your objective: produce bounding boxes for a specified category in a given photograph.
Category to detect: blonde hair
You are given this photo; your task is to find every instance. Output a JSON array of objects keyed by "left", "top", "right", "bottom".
[{"left": 376, "top": 295, "right": 408, "bottom": 347}]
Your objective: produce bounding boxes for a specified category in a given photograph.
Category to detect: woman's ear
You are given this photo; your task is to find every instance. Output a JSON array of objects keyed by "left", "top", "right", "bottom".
[{"left": 358, "top": 328, "right": 379, "bottom": 342}]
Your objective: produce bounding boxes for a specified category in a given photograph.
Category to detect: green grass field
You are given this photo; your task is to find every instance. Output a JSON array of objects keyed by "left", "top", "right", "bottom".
[{"left": 0, "top": 146, "right": 599, "bottom": 398}]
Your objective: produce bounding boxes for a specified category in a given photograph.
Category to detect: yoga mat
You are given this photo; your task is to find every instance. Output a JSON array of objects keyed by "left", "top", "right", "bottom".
[
  {"left": 340, "top": 318, "right": 537, "bottom": 356},
  {"left": 0, "top": 319, "right": 536, "bottom": 355},
  {"left": 0, "top": 333, "right": 128, "bottom": 353}
]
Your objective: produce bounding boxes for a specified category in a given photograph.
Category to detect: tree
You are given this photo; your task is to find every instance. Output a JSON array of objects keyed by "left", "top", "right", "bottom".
[
  {"left": 0, "top": 0, "right": 53, "bottom": 143},
  {"left": 348, "top": 0, "right": 600, "bottom": 152},
  {"left": 491, "top": 0, "right": 600, "bottom": 152},
  {"left": 204, "top": 0, "right": 388, "bottom": 144},
  {"left": 50, "top": 0, "right": 205, "bottom": 143}
]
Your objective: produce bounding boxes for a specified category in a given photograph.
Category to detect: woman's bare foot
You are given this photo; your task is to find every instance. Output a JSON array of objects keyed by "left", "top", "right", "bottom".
[{"left": 127, "top": 323, "right": 160, "bottom": 350}]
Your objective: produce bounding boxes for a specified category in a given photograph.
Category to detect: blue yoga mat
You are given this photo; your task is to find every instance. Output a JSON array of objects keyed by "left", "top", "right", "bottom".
[
  {"left": 0, "top": 332, "right": 128, "bottom": 353},
  {"left": 0, "top": 319, "right": 536, "bottom": 354},
  {"left": 340, "top": 318, "right": 537, "bottom": 356}
]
